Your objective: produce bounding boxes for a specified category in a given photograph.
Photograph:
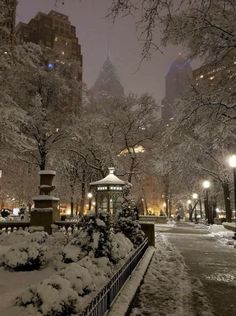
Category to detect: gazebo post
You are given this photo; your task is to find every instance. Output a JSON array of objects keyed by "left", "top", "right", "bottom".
[{"left": 107, "top": 192, "right": 110, "bottom": 214}]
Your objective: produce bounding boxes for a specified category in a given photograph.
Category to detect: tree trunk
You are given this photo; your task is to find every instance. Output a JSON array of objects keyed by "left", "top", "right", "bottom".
[
  {"left": 75, "top": 198, "right": 79, "bottom": 215},
  {"left": 70, "top": 196, "right": 74, "bottom": 217},
  {"left": 222, "top": 182, "right": 232, "bottom": 222},
  {"left": 163, "top": 174, "right": 169, "bottom": 217},
  {"left": 80, "top": 169, "right": 86, "bottom": 216}
]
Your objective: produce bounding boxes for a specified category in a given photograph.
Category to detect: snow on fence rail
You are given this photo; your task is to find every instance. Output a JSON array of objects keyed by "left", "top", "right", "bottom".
[
  {"left": 54, "top": 221, "right": 81, "bottom": 234},
  {"left": 78, "top": 238, "right": 149, "bottom": 316},
  {"left": 0, "top": 221, "right": 30, "bottom": 233}
]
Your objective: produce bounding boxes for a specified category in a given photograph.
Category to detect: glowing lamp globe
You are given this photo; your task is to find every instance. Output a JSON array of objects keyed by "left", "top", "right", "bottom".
[
  {"left": 87, "top": 192, "right": 93, "bottom": 199},
  {"left": 203, "top": 180, "right": 210, "bottom": 189},
  {"left": 229, "top": 155, "right": 236, "bottom": 168},
  {"left": 192, "top": 193, "right": 198, "bottom": 199}
]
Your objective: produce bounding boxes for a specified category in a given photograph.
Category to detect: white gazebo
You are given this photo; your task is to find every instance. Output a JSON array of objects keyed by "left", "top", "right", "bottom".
[{"left": 90, "top": 167, "right": 128, "bottom": 215}]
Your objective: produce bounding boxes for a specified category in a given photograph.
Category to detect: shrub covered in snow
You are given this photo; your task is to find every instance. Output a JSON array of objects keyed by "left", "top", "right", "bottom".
[
  {"left": 110, "top": 232, "right": 133, "bottom": 262},
  {"left": 0, "top": 242, "right": 47, "bottom": 271},
  {"left": 15, "top": 255, "right": 112, "bottom": 315},
  {"left": 62, "top": 211, "right": 113, "bottom": 263},
  {"left": 15, "top": 275, "right": 79, "bottom": 316},
  {"left": 27, "top": 231, "right": 48, "bottom": 244},
  {"left": 115, "top": 208, "right": 145, "bottom": 247}
]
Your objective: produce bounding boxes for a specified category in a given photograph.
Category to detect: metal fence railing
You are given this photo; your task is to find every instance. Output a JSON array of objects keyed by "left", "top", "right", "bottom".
[{"left": 78, "top": 238, "right": 149, "bottom": 316}]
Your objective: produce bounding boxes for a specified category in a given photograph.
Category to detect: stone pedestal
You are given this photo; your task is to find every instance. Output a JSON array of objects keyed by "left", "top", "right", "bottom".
[{"left": 31, "top": 170, "right": 60, "bottom": 234}]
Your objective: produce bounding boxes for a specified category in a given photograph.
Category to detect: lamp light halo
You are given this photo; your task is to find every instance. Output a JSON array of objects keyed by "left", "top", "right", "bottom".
[
  {"left": 229, "top": 154, "right": 236, "bottom": 168},
  {"left": 202, "top": 180, "right": 210, "bottom": 189}
]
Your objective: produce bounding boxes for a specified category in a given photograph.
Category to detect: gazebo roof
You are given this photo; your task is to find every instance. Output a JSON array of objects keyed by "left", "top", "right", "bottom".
[{"left": 90, "top": 167, "right": 127, "bottom": 186}]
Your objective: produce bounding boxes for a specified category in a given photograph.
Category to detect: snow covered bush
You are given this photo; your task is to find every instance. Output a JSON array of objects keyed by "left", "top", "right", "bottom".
[
  {"left": 62, "top": 211, "right": 113, "bottom": 263},
  {"left": 115, "top": 208, "right": 145, "bottom": 247},
  {"left": 110, "top": 232, "right": 133, "bottom": 263},
  {"left": 27, "top": 231, "right": 48, "bottom": 244},
  {"left": 15, "top": 275, "right": 79, "bottom": 316},
  {"left": 0, "top": 242, "right": 47, "bottom": 271},
  {"left": 15, "top": 256, "right": 112, "bottom": 315}
]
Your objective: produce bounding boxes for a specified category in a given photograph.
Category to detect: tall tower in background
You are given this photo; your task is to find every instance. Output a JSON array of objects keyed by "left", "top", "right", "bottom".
[
  {"left": 162, "top": 55, "right": 192, "bottom": 122},
  {"left": 16, "top": 10, "right": 83, "bottom": 113},
  {"left": 91, "top": 57, "right": 124, "bottom": 100},
  {"left": 0, "top": 0, "right": 17, "bottom": 45}
]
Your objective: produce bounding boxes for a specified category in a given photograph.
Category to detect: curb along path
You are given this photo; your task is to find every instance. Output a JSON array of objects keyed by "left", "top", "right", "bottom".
[{"left": 108, "top": 247, "right": 155, "bottom": 316}]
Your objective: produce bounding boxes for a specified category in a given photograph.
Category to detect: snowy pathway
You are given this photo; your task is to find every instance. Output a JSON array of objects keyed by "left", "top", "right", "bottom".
[
  {"left": 166, "top": 223, "right": 236, "bottom": 316},
  {"left": 130, "top": 230, "right": 213, "bottom": 316}
]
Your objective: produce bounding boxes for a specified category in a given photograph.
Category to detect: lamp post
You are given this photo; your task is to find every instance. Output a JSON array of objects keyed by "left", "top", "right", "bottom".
[
  {"left": 87, "top": 192, "right": 93, "bottom": 211},
  {"left": 187, "top": 199, "right": 192, "bottom": 221},
  {"left": 228, "top": 155, "right": 236, "bottom": 239},
  {"left": 0, "top": 170, "right": 2, "bottom": 209},
  {"left": 192, "top": 193, "right": 198, "bottom": 222},
  {"left": 203, "top": 180, "right": 211, "bottom": 224}
]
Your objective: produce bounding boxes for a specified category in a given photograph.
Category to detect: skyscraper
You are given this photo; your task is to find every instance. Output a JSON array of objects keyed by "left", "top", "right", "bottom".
[
  {"left": 16, "top": 10, "right": 82, "bottom": 81},
  {"left": 0, "top": 0, "right": 17, "bottom": 45},
  {"left": 91, "top": 57, "right": 124, "bottom": 100},
  {"left": 16, "top": 10, "right": 83, "bottom": 114},
  {"left": 162, "top": 54, "right": 192, "bottom": 122}
]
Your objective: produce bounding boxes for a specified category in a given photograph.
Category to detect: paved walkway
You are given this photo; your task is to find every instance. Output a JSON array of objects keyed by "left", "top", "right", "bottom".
[
  {"left": 160, "top": 223, "right": 236, "bottom": 316},
  {"left": 129, "top": 223, "right": 236, "bottom": 316}
]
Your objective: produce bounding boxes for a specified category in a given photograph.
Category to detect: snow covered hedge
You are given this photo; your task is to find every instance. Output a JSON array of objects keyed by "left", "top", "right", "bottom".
[
  {"left": 15, "top": 255, "right": 113, "bottom": 316},
  {"left": 115, "top": 208, "right": 145, "bottom": 247},
  {"left": 62, "top": 209, "right": 143, "bottom": 264},
  {"left": 0, "top": 242, "right": 47, "bottom": 271},
  {"left": 62, "top": 211, "right": 119, "bottom": 263},
  {"left": 0, "top": 231, "right": 49, "bottom": 271}
]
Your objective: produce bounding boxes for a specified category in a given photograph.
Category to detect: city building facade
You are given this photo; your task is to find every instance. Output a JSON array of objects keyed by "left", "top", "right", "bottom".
[
  {"left": 162, "top": 54, "right": 192, "bottom": 122},
  {"left": 16, "top": 10, "right": 83, "bottom": 114}
]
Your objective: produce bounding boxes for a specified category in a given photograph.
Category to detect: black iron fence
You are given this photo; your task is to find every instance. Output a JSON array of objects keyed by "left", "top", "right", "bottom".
[{"left": 78, "top": 238, "right": 149, "bottom": 316}]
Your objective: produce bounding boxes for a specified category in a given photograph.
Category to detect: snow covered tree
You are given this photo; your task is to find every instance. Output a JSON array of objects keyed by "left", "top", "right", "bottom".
[
  {"left": 19, "top": 94, "right": 68, "bottom": 170},
  {"left": 115, "top": 207, "right": 145, "bottom": 247}
]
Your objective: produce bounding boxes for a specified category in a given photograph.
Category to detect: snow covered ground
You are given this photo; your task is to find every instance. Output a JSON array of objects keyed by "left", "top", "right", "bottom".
[
  {"left": 130, "top": 233, "right": 214, "bottom": 316},
  {"left": 0, "top": 226, "right": 135, "bottom": 316},
  {"left": 208, "top": 224, "right": 236, "bottom": 247}
]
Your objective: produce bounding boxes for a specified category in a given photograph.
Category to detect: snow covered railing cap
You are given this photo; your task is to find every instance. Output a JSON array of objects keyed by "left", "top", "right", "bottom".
[{"left": 38, "top": 170, "right": 56, "bottom": 175}]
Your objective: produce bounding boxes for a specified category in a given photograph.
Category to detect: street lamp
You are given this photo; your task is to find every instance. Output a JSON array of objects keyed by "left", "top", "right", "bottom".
[
  {"left": 228, "top": 154, "right": 236, "bottom": 239},
  {"left": 202, "top": 180, "right": 211, "bottom": 224},
  {"left": 87, "top": 192, "right": 93, "bottom": 211},
  {"left": 0, "top": 170, "right": 2, "bottom": 209},
  {"left": 192, "top": 193, "right": 199, "bottom": 222},
  {"left": 187, "top": 200, "right": 192, "bottom": 221}
]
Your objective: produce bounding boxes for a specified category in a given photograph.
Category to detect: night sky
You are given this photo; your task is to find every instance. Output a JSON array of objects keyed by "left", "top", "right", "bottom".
[{"left": 17, "top": 0, "right": 185, "bottom": 104}]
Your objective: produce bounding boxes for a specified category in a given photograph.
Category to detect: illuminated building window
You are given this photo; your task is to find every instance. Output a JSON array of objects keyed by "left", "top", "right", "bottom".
[
  {"left": 54, "top": 36, "right": 58, "bottom": 41},
  {"left": 61, "top": 51, "right": 65, "bottom": 55},
  {"left": 209, "top": 76, "right": 215, "bottom": 80}
]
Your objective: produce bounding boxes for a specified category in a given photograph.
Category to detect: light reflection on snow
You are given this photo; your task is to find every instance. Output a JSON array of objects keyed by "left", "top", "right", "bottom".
[{"left": 205, "top": 272, "right": 236, "bottom": 283}]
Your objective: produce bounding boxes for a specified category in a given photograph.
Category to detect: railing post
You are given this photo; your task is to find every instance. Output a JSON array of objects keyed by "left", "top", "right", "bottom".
[{"left": 107, "top": 284, "right": 111, "bottom": 310}]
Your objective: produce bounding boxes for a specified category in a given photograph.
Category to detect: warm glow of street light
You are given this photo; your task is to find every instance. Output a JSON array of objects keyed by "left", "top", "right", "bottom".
[
  {"left": 202, "top": 180, "right": 210, "bottom": 189},
  {"left": 229, "top": 155, "right": 236, "bottom": 168},
  {"left": 87, "top": 192, "right": 93, "bottom": 199},
  {"left": 187, "top": 200, "right": 192, "bottom": 205},
  {"left": 192, "top": 193, "right": 198, "bottom": 199}
]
